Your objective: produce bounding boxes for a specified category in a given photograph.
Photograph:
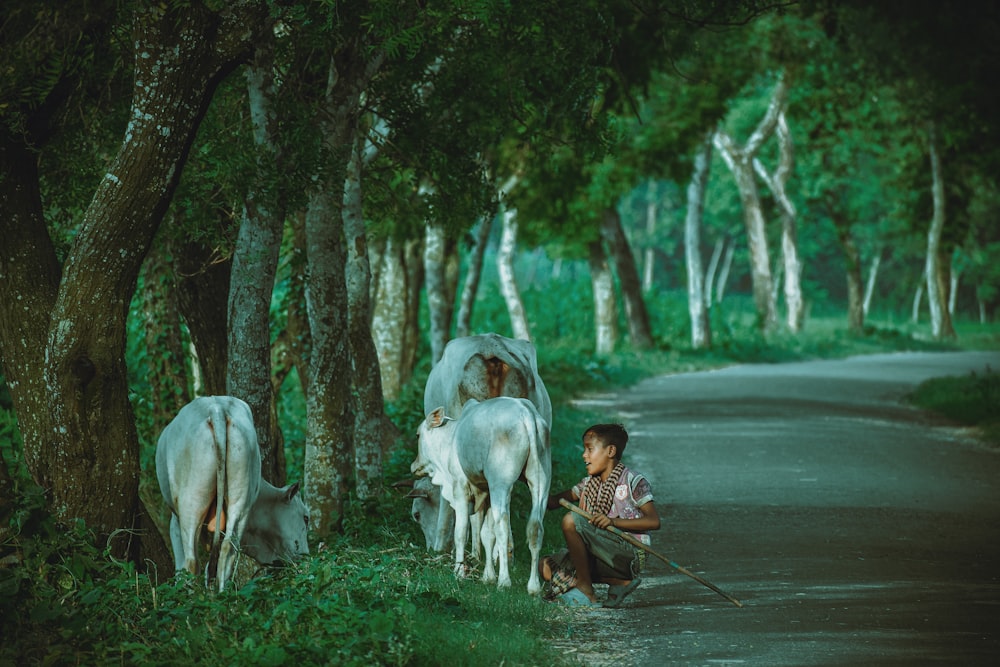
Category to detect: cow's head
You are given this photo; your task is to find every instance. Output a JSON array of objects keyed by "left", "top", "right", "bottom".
[
  {"left": 243, "top": 482, "right": 310, "bottom": 566},
  {"left": 411, "top": 406, "right": 457, "bottom": 480},
  {"left": 400, "top": 477, "right": 454, "bottom": 552}
]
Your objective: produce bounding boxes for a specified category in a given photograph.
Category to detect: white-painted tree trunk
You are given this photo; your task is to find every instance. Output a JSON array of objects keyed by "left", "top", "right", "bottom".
[
  {"left": 587, "top": 240, "right": 617, "bottom": 356},
  {"left": 497, "top": 206, "right": 531, "bottom": 341},
  {"left": 424, "top": 221, "right": 453, "bottom": 363},
  {"left": 925, "top": 123, "right": 956, "bottom": 339},
  {"left": 716, "top": 241, "right": 735, "bottom": 304},
  {"left": 753, "top": 111, "right": 803, "bottom": 332},
  {"left": 713, "top": 74, "right": 787, "bottom": 333},
  {"left": 456, "top": 217, "right": 492, "bottom": 337},
  {"left": 862, "top": 251, "right": 881, "bottom": 317},
  {"left": 685, "top": 133, "right": 713, "bottom": 349},
  {"left": 643, "top": 180, "right": 657, "bottom": 292}
]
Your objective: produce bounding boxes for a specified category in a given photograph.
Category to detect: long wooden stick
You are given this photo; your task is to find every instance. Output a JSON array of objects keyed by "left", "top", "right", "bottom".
[{"left": 560, "top": 498, "right": 743, "bottom": 607}]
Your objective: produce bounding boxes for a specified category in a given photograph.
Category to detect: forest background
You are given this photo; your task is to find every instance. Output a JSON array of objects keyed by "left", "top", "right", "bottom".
[{"left": 1, "top": 1, "right": 999, "bottom": 664}]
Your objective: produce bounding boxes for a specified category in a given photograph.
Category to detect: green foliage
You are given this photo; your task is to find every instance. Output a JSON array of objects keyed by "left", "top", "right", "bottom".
[
  {"left": 907, "top": 369, "right": 1000, "bottom": 447},
  {"left": 1, "top": 492, "right": 573, "bottom": 667}
]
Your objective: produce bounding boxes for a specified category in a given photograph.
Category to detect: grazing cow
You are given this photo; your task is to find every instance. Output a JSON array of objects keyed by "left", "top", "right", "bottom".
[
  {"left": 414, "top": 333, "right": 552, "bottom": 552},
  {"left": 404, "top": 477, "right": 454, "bottom": 551},
  {"left": 412, "top": 397, "right": 551, "bottom": 594},
  {"left": 156, "top": 396, "right": 309, "bottom": 592}
]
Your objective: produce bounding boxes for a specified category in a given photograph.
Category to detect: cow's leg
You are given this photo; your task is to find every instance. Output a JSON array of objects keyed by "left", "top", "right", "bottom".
[
  {"left": 434, "top": 501, "right": 453, "bottom": 553},
  {"left": 470, "top": 506, "right": 483, "bottom": 562},
  {"left": 489, "top": 486, "right": 514, "bottom": 589},
  {"left": 217, "top": 498, "right": 251, "bottom": 592},
  {"left": 525, "top": 474, "right": 548, "bottom": 595},
  {"left": 480, "top": 512, "right": 497, "bottom": 583},
  {"left": 168, "top": 513, "right": 194, "bottom": 574},
  {"left": 452, "top": 485, "right": 471, "bottom": 578}
]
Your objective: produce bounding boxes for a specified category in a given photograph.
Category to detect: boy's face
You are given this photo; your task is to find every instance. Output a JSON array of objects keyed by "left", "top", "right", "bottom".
[{"left": 582, "top": 432, "right": 617, "bottom": 479}]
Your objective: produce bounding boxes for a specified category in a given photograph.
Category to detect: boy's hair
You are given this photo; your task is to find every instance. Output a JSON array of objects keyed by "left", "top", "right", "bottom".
[{"left": 584, "top": 423, "right": 629, "bottom": 459}]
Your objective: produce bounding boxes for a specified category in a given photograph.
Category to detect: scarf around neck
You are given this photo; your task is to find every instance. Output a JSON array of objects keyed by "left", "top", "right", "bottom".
[{"left": 581, "top": 462, "right": 626, "bottom": 516}]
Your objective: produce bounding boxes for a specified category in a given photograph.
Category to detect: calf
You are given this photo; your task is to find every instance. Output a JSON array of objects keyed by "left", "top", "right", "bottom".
[
  {"left": 156, "top": 396, "right": 309, "bottom": 591},
  {"left": 415, "top": 333, "right": 552, "bottom": 554},
  {"left": 412, "top": 397, "right": 551, "bottom": 594}
]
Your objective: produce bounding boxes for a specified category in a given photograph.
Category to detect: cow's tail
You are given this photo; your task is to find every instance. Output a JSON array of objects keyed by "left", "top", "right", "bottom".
[{"left": 206, "top": 404, "right": 228, "bottom": 586}]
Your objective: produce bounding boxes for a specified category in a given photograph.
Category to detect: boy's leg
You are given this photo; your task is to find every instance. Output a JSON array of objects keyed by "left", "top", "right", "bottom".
[{"left": 561, "top": 511, "right": 597, "bottom": 602}]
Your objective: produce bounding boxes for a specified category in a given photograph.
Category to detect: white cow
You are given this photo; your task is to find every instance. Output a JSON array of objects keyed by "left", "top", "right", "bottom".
[
  {"left": 412, "top": 397, "right": 551, "bottom": 594},
  {"left": 414, "top": 333, "right": 551, "bottom": 553},
  {"left": 156, "top": 396, "right": 309, "bottom": 592}
]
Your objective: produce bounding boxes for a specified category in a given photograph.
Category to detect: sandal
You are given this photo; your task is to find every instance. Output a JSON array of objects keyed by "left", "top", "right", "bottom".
[
  {"left": 559, "top": 587, "right": 601, "bottom": 607},
  {"left": 603, "top": 578, "right": 641, "bottom": 608}
]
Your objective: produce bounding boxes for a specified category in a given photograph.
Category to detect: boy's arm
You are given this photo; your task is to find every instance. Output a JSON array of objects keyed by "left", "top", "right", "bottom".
[
  {"left": 606, "top": 501, "right": 660, "bottom": 533},
  {"left": 546, "top": 488, "right": 578, "bottom": 511}
]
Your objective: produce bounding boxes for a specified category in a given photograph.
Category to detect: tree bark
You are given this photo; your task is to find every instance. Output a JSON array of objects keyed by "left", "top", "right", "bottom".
[
  {"left": 705, "top": 237, "right": 725, "bottom": 309},
  {"left": 587, "top": 240, "right": 617, "bottom": 356},
  {"left": 343, "top": 131, "right": 384, "bottom": 501},
  {"left": 925, "top": 123, "right": 957, "bottom": 339},
  {"left": 303, "top": 49, "right": 382, "bottom": 535},
  {"left": 716, "top": 239, "right": 735, "bottom": 304},
  {"left": 600, "top": 206, "right": 654, "bottom": 350},
  {"left": 170, "top": 218, "right": 232, "bottom": 397},
  {"left": 684, "top": 133, "right": 713, "bottom": 349},
  {"left": 4, "top": 3, "right": 267, "bottom": 565},
  {"left": 227, "top": 38, "right": 287, "bottom": 484},
  {"left": 829, "top": 206, "right": 865, "bottom": 333},
  {"left": 643, "top": 181, "right": 657, "bottom": 292},
  {"left": 862, "top": 250, "right": 882, "bottom": 318},
  {"left": 497, "top": 206, "right": 531, "bottom": 341},
  {"left": 456, "top": 217, "right": 493, "bottom": 338},
  {"left": 425, "top": 222, "right": 455, "bottom": 363},
  {"left": 753, "top": 111, "right": 803, "bottom": 332},
  {"left": 713, "top": 75, "right": 787, "bottom": 333}
]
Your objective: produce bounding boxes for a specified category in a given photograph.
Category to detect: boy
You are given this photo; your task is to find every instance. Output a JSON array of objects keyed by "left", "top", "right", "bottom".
[{"left": 541, "top": 423, "right": 660, "bottom": 607}]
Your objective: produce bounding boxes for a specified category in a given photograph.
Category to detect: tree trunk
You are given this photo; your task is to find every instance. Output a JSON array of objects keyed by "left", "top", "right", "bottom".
[
  {"left": 716, "top": 240, "right": 734, "bottom": 304},
  {"left": 684, "top": 133, "right": 713, "bottom": 349},
  {"left": 705, "top": 237, "right": 725, "bottom": 309},
  {"left": 304, "top": 181, "right": 353, "bottom": 536},
  {"left": 826, "top": 199, "right": 865, "bottom": 333},
  {"left": 600, "top": 206, "right": 654, "bottom": 349},
  {"left": 456, "top": 217, "right": 492, "bottom": 338},
  {"left": 343, "top": 132, "right": 384, "bottom": 501},
  {"left": 10, "top": 3, "right": 266, "bottom": 565},
  {"left": 587, "top": 240, "right": 617, "bottom": 356},
  {"left": 912, "top": 284, "right": 923, "bottom": 324},
  {"left": 303, "top": 49, "right": 382, "bottom": 534},
  {"left": 643, "top": 181, "right": 657, "bottom": 292},
  {"left": 713, "top": 74, "right": 787, "bottom": 333},
  {"left": 170, "top": 217, "right": 232, "bottom": 397},
  {"left": 372, "top": 238, "right": 409, "bottom": 401},
  {"left": 948, "top": 255, "right": 960, "bottom": 316},
  {"left": 862, "top": 250, "right": 882, "bottom": 318},
  {"left": 925, "top": 122, "right": 957, "bottom": 339},
  {"left": 425, "top": 222, "right": 454, "bottom": 363},
  {"left": 753, "top": 111, "right": 803, "bottom": 332},
  {"left": 227, "top": 40, "right": 287, "bottom": 484},
  {"left": 497, "top": 206, "right": 531, "bottom": 341}
]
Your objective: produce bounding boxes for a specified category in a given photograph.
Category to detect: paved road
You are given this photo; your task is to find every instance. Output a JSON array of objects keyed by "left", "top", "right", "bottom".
[{"left": 566, "top": 351, "right": 1000, "bottom": 666}]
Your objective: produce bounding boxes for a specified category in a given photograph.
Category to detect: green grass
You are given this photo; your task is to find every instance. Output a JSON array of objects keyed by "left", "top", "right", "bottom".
[
  {"left": 3, "top": 295, "right": 999, "bottom": 665},
  {"left": 907, "top": 368, "right": 1000, "bottom": 447}
]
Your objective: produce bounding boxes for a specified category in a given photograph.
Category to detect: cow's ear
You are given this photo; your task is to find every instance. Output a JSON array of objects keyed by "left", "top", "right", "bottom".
[
  {"left": 427, "top": 407, "right": 448, "bottom": 428},
  {"left": 406, "top": 488, "right": 430, "bottom": 500},
  {"left": 285, "top": 482, "right": 301, "bottom": 502}
]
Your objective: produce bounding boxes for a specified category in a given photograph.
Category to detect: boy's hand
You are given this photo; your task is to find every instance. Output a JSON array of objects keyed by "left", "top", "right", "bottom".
[{"left": 590, "top": 513, "right": 614, "bottom": 530}]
